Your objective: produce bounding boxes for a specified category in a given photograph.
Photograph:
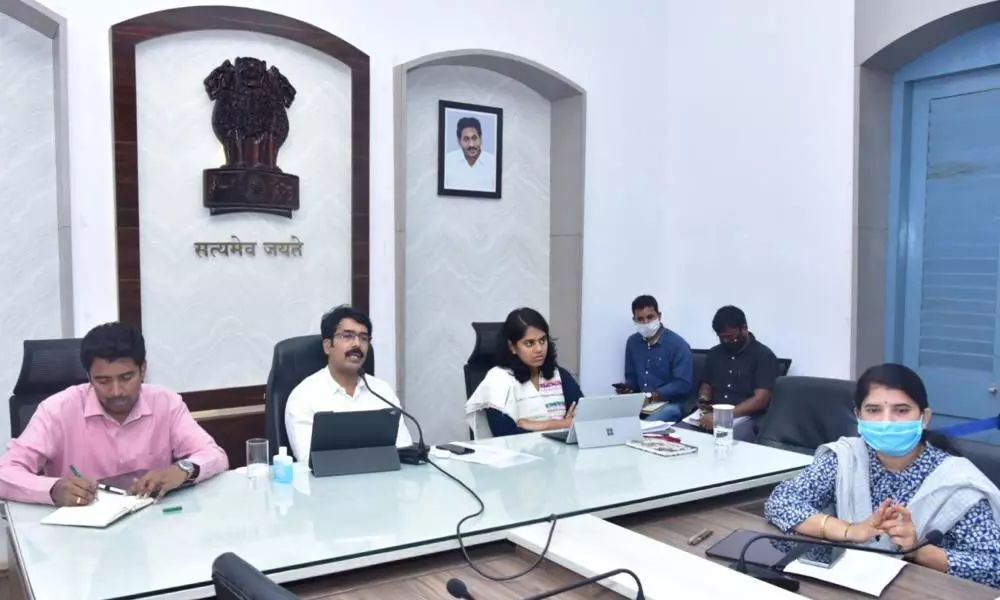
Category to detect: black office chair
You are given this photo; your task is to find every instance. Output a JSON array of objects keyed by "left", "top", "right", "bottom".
[
  {"left": 755, "top": 375, "right": 857, "bottom": 455},
  {"left": 264, "top": 335, "right": 374, "bottom": 460},
  {"left": 9, "top": 339, "right": 88, "bottom": 438},
  {"left": 677, "top": 351, "right": 710, "bottom": 416},
  {"left": 463, "top": 322, "right": 503, "bottom": 398},
  {"left": 212, "top": 552, "right": 301, "bottom": 600},
  {"left": 949, "top": 437, "right": 1000, "bottom": 487}
]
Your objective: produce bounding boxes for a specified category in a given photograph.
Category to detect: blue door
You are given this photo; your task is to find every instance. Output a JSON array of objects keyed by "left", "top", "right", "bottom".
[{"left": 902, "top": 68, "right": 1000, "bottom": 420}]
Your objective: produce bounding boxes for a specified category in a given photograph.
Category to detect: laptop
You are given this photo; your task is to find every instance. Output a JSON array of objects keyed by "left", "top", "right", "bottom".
[
  {"left": 543, "top": 393, "right": 644, "bottom": 449},
  {"left": 309, "top": 409, "right": 402, "bottom": 477}
]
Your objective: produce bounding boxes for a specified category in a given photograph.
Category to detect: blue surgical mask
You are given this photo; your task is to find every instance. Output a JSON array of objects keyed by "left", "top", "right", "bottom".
[{"left": 857, "top": 419, "right": 924, "bottom": 457}]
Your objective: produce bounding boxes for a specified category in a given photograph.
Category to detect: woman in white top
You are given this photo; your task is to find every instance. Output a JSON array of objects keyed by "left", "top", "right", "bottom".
[{"left": 465, "top": 307, "right": 584, "bottom": 438}]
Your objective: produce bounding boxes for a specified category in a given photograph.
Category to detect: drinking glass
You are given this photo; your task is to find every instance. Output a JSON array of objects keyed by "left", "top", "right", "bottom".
[
  {"left": 246, "top": 438, "right": 270, "bottom": 479},
  {"left": 713, "top": 404, "right": 735, "bottom": 449}
]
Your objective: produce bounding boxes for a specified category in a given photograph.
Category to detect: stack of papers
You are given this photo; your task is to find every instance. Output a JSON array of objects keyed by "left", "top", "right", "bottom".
[
  {"left": 641, "top": 420, "right": 674, "bottom": 434},
  {"left": 783, "top": 548, "right": 907, "bottom": 596},
  {"left": 444, "top": 443, "right": 540, "bottom": 469}
]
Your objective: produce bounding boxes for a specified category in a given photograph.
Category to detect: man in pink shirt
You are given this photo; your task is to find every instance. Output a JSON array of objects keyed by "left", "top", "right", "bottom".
[{"left": 0, "top": 322, "right": 229, "bottom": 506}]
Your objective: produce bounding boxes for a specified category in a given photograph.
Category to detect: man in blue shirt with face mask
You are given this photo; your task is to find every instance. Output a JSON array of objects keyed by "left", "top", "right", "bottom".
[{"left": 614, "top": 295, "right": 693, "bottom": 421}]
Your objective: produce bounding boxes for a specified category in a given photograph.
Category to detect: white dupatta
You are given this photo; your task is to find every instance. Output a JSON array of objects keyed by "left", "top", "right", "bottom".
[{"left": 818, "top": 436, "right": 1000, "bottom": 551}]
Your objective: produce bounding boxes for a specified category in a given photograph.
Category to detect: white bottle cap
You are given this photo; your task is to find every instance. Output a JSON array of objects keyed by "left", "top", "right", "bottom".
[{"left": 279, "top": 446, "right": 288, "bottom": 457}]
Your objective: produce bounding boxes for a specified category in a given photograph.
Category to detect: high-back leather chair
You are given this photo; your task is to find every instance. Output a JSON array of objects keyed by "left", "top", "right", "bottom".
[
  {"left": 264, "top": 335, "right": 374, "bottom": 460},
  {"left": 950, "top": 437, "right": 1000, "bottom": 487},
  {"left": 755, "top": 375, "right": 857, "bottom": 454},
  {"left": 212, "top": 552, "right": 301, "bottom": 600},
  {"left": 9, "top": 339, "right": 88, "bottom": 438},
  {"left": 463, "top": 322, "right": 504, "bottom": 398}
]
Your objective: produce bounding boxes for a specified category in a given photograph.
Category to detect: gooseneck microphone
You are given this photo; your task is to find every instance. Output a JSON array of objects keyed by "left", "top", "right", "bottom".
[
  {"left": 446, "top": 578, "right": 477, "bottom": 600},
  {"left": 358, "top": 368, "right": 429, "bottom": 464},
  {"left": 521, "top": 569, "right": 645, "bottom": 600},
  {"left": 733, "top": 529, "right": 945, "bottom": 591}
]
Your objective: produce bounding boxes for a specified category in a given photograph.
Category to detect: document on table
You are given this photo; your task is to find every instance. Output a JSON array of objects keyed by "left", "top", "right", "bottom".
[
  {"left": 41, "top": 490, "right": 154, "bottom": 528},
  {"left": 681, "top": 409, "right": 751, "bottom": 428},
  {"left": 783, "top": 548, "right": 906, "bottom": 596},
  {"left": 641, "top": 420, "right": 673, "bottom": 434},
  {"left": 447, "top": 443, "right": 540, "bottom": 468}
]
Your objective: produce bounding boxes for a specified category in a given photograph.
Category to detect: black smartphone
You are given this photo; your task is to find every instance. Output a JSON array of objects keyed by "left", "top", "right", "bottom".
[
  {"left": 613, "top": 383, "right": 634, "bottom": 393},
  {"left": 795, "top": 544, "right": 846, "bottom": 569},
  {"left": 438, "top": 444, "right": 475, "bottom": 455}
]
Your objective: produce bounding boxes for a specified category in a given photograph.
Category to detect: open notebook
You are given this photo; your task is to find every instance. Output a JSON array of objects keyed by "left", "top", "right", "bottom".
[{"left": 41, "top": 491, "right": 154, "bottom": 528}]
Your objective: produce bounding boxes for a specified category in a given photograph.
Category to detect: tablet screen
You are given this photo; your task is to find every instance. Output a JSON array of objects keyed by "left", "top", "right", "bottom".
[{"left": 704, "top": 529, "right": 799, "bottom": 570}]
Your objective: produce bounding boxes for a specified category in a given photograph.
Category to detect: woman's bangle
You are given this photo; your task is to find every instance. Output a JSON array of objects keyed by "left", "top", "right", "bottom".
[
  {"left": 819, "top": 514, "right": 831, "bottom": 540},
  {"left": 843, "top": 522, "right": 852, "bottom": 541}
]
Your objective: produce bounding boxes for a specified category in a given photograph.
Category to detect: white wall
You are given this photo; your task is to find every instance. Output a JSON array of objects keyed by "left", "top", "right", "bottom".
[
  {"left": 0, "top": 14, "right": 63, "bottom": 445},
  {"left": 34, "top": 0, "right": 671, "bottom": 396},
  {"left": 659, "top": 0, "right": 857, "bottom": 378},
  {"left": 29, "top": 0, "right": 882, "bottom": 398},
  {"left": 134, "top": 31, "right": 352, "bottom": 391},
  {"left": 404, "top": 65, "right": 551, "bottom": 443}
]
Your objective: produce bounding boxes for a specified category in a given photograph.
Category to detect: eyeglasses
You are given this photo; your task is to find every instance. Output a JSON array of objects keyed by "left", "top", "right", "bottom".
[{"left": 333, "top": 331, "right": 371, "bottom": 344}]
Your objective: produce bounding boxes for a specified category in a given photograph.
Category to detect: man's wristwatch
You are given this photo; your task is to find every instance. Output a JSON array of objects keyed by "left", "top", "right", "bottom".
[{"left": 176, "top": 459, "right": 200, "bottom": 482}]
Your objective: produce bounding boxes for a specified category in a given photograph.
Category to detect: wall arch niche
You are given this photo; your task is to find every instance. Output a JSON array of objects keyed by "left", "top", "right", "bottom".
[
  {"left": 855, "top": 1, "right": 1000, "bottom": 437},
  {"left": 393, "top": 50, "right": 586, "bottom": 444},
  {"left": 0, "top": 0, "right": 73, "bottom": 444},
  {"left": 111, "top": 6, "right": 370, "bottom": 464}
]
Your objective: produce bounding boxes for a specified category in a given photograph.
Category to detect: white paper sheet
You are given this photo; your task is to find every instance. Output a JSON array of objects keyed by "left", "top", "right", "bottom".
[
  {"left": 783, "top": 549, "right": 906, "bottom": 596},
  {"left": 445, "top": 443, "right": 540, "bottom": 468},
  {"left": 641, "top": 420, "right": 673, "bottom": 433},
  {"left": 681, "top": 409, "right": 751, "bottom": 428}
]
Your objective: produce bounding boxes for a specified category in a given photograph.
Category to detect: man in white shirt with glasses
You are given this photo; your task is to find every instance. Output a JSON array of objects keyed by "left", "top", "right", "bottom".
[{"left": 284, "top": 305, "right": 412, "bottom": 461}]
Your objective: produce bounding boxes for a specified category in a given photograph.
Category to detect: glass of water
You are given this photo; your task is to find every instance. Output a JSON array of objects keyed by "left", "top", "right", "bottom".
[
  {"left": 246, "top": 438, "right": 270, "bottom": 479},
  {"left": 713, "top": 404, "right": 735, "bottom": 449}
]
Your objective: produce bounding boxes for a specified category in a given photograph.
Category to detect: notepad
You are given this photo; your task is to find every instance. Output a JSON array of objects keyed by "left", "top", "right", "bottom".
[
  {"left": 626, "top": 437, "right": 698, "bottom": 458},
  {"left": 41, "top": 491, "right": 154, "bottom": 528}
]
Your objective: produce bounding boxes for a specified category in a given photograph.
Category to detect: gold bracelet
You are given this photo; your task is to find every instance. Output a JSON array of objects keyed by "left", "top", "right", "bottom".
[
  {"left": 843, "top": 522, "right": 852, "bottom": 541},
  {"left": 819, "top": 514, "right": 831, "bottom": 539}
]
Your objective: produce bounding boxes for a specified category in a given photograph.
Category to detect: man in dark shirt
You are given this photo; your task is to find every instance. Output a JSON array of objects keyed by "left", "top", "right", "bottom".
[
  {"left": 615, "top": 295, "right": 693, "bottom": 422},
  {"left": 697, "top": 305, "right": 779, "bottom": 441}
]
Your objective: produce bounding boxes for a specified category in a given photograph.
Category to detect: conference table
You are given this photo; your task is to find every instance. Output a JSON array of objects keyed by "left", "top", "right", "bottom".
[{"left": 2, "top": 431, "right": 993, "bottom": 599}]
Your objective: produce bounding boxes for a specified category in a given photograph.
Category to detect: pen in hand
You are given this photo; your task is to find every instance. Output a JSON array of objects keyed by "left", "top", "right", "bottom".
[{"left": 70, "top": 465, "right": 125, "bottom": 497}]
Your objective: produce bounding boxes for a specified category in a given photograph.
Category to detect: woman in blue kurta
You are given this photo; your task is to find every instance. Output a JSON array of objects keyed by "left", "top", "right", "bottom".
[
  {"left": 464, "top": 307, "right": 583, "bottom": 438},
  {"left": 764, "top": 363, "right": 1000, "bottom": 588}
]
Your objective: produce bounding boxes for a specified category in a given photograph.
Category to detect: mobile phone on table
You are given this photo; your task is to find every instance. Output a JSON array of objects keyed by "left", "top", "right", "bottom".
[
  {"left": 613, "top": 383, "right": 634, "bottom": 393},
  {"left": 438, "top": 444, "right": 475, "bottom": 455},
  {"left": 795, "top": 544, "right": 845, "bottom": 569}
]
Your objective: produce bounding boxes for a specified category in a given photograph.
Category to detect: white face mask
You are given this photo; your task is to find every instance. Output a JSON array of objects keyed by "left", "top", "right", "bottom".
[{"left": 637, "top": 319, "right": 660, "bottom": 339}]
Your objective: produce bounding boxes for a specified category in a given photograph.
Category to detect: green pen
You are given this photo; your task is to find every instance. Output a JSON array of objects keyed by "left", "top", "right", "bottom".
[{"left": 69, "top": 465, "right": 126, "bottom": 495}]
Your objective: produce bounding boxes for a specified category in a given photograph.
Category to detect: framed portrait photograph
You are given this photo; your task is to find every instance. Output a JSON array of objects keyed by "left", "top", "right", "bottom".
[{"left": 437, "top": 100, "right": 503, "bottom": 199}]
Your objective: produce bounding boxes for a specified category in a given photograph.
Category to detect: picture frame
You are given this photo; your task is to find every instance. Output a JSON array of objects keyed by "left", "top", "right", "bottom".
[{"left": 437, "top": 100, "right": 503, "bottom": 199}]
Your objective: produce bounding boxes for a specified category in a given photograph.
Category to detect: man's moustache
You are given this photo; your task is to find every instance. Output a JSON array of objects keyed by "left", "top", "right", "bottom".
[{"left": 346, "top": 351, "right": 364, "bottom": 358}]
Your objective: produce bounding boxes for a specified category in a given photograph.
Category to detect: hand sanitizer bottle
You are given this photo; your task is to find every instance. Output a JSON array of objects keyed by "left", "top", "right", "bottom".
[{"left": 272, "top": 446, "right": 293, "bottom": 484}]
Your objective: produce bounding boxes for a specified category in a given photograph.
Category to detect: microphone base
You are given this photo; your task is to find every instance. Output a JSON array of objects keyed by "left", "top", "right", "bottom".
[
  {"left": 731, "top": 563, "right": 800, "bottom": 592},
  {"left": 399, "top": 444, "right": 429, "bottom": 465}
]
